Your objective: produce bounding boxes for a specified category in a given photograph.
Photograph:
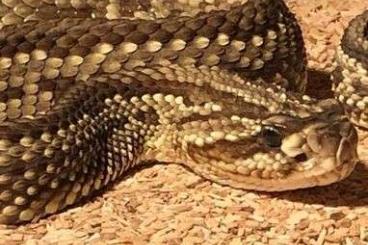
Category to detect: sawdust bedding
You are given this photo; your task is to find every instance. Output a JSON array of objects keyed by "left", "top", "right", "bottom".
[{"left": 1, "top": 0, "right": 368, "bottom": 244}]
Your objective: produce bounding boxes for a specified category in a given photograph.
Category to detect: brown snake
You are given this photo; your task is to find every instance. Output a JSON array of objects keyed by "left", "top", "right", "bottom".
[{"left": 0, "top": 0, "right": 359, "bottom": 225}]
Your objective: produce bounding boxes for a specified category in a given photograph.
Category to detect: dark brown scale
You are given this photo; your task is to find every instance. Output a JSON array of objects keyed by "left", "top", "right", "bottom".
[
  {"left": 262, "top": 0, "right": 273, "bottom": 5},
  {"left": 56, "top": 35, "right": 77, "bottom": 49},
  {"left": 275, "top": 46, "right": 290, "bottom": 59},
  {"left": 242, "top": 4, "right": 257, "bottom": 18},
  {"left": 254, "top": 1, "right": 268, "bottom": 10},
  {"left": 185, "top": 18, "right": 206, "bottom": 31},
  {"left": 218, "top": 21, "right": 238, "bottom": 35},
  {"left": 253, "top": 24, "right": 269, "bottom": 34},
  {"left": 0, "top": 22, "right": 26, "bottom": 40},
  {"left": 137, "top": 21, "right": 160, "bottom": 35},
  {"left": 7, "top": 33, "right": 26, "bottom": 47},
  {"left": 38, "top": 80, "right": 57, "bottom": 91},
  {"left": 48, "top": 47, "right": 69, "bottom": 58},
  {"left": 25, "top": 29, "right": 47, "bottom": 44},
  {"left": 67, "top": 25, "right": 92, "bottom": 39},
  {"left": 31, "top": 19, "right": 64, "bottom": 42},
  {"left": 0, "top": 36, "right": 6, "bottom": 48},
  {"left": 77, "top": 18, "right": 103, "bottom": 32},
  {"left": 1, "top": 45, "right": 17, "bottom": 57},
  {"left": 36, "top": 38, "right": 56, "bottom": 51},
  {"left": 254, "top": 11, "right": 267, "bottom": 26},
  {"left": 196, "top": 25, "right": 218, "bottom": 39},
  {"left": 266, "top": 5, "right": 278, "bottom": 20},
  {"left": 101, "top": 33, "right": 124, "bottom": 45},
  {"left": 207, "top": 15, "right": 226, "bottom": 28},
  {"left": 161, "top": 19, "right": 185, "bottom": 33},
  {"left": 90, "top": 22, "right": 113, "bottom": 36},
  {"left": 0, "top": 93, "right": 7, "bottom": 103},
  {"left": 78, "top": 33, "right": 100, "bottom": 47},
  {"left": 150, "top": 29, "right": 173, "bottom": 43},
  {"left": 113, "top": 22, "right": 137, "bottom": 36},
  {"left": 6, "top": 87, "right": 23, "bottom": 99},
  {"left": 174, "top": 26, "right": 196, "bottom": 42},
  {"left": 69, "top": 45, "right": 91, "bottom": 57},
  {"left": 238, "top": 16, "right": 254, "bottom": 31},
  {"left": 226, "top": 6, "right": 243, "bottom": 23},
  {"left": 125, "top": 31, "right": 149, "bottom": 44},
  {"left": 45, "top": 27, "right": 69, "bottom": 44}
]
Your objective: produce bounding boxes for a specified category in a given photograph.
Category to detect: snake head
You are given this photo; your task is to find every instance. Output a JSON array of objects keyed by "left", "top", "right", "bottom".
[
  {"left": 139, "top": 66, "right": 359, "bottom": 192},
  {"left": 257, "top": 99, "right": 358, "bottom": 191},
  {"left": 177, "top": 96, "right": 358, "bottom": 192}
]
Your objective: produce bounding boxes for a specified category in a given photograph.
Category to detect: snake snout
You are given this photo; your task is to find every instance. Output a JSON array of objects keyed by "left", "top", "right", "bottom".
[
  {"left": 305, "top": 115, "right": 358, "bottom": 179},
  {"left": 336, "top": 121, "right": 358, "bottom": 166},
  {"left": 307, "top": 117, "right": 357, "bottom": 156},
  {"left": 311, "top": 99, "right": 358, "bottom": 163}
]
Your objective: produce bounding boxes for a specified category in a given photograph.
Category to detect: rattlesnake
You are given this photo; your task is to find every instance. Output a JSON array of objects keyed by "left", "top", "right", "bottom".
[{"left": 0, "top": 0, "right": 360, "bottom": 225}]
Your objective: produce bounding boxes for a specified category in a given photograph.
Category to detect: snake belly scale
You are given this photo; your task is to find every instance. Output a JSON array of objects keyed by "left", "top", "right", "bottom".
[{"left": 0, "top": 0, "right": 358, "bottom": 224}]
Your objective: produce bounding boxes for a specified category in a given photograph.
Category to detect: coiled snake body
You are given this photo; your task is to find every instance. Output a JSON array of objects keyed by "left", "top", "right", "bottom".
[
  {"left": 0, "top": 0, "right": 360, "bottom": 224},
  {"left": 333, "top": 10, "right": 368, "bottom": 129}
]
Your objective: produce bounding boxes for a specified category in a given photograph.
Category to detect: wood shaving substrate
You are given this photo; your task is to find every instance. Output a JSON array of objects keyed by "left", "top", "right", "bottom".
[{"left": 2, "top": 0, "right": 368, "bottom": 244}]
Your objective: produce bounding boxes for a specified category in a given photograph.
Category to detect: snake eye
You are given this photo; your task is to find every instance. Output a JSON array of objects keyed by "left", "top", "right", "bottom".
[{"left": 260, "top": 126, "right": 283, "bottom": 148}]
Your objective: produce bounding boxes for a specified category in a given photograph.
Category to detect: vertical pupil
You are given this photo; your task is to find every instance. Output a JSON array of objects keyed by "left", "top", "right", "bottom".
[{"left": 263, "top": 128, "right": 282, "bottom": 147}]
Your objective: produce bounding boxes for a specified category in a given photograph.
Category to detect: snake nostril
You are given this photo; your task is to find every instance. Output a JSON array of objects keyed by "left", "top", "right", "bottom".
[{"left": 294, "top": 153, "right": 307, "bottom": 162}]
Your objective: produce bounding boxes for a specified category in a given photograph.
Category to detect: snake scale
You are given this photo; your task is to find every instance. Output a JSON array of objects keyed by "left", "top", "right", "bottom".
[{"left": 0, "top": 0, "right": 362, "bottom": 225}]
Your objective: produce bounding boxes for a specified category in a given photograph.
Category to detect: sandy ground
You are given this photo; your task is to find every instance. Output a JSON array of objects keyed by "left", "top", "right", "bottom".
[{"left": 1, "top": 0, "right": 368, "bottom": 244}]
